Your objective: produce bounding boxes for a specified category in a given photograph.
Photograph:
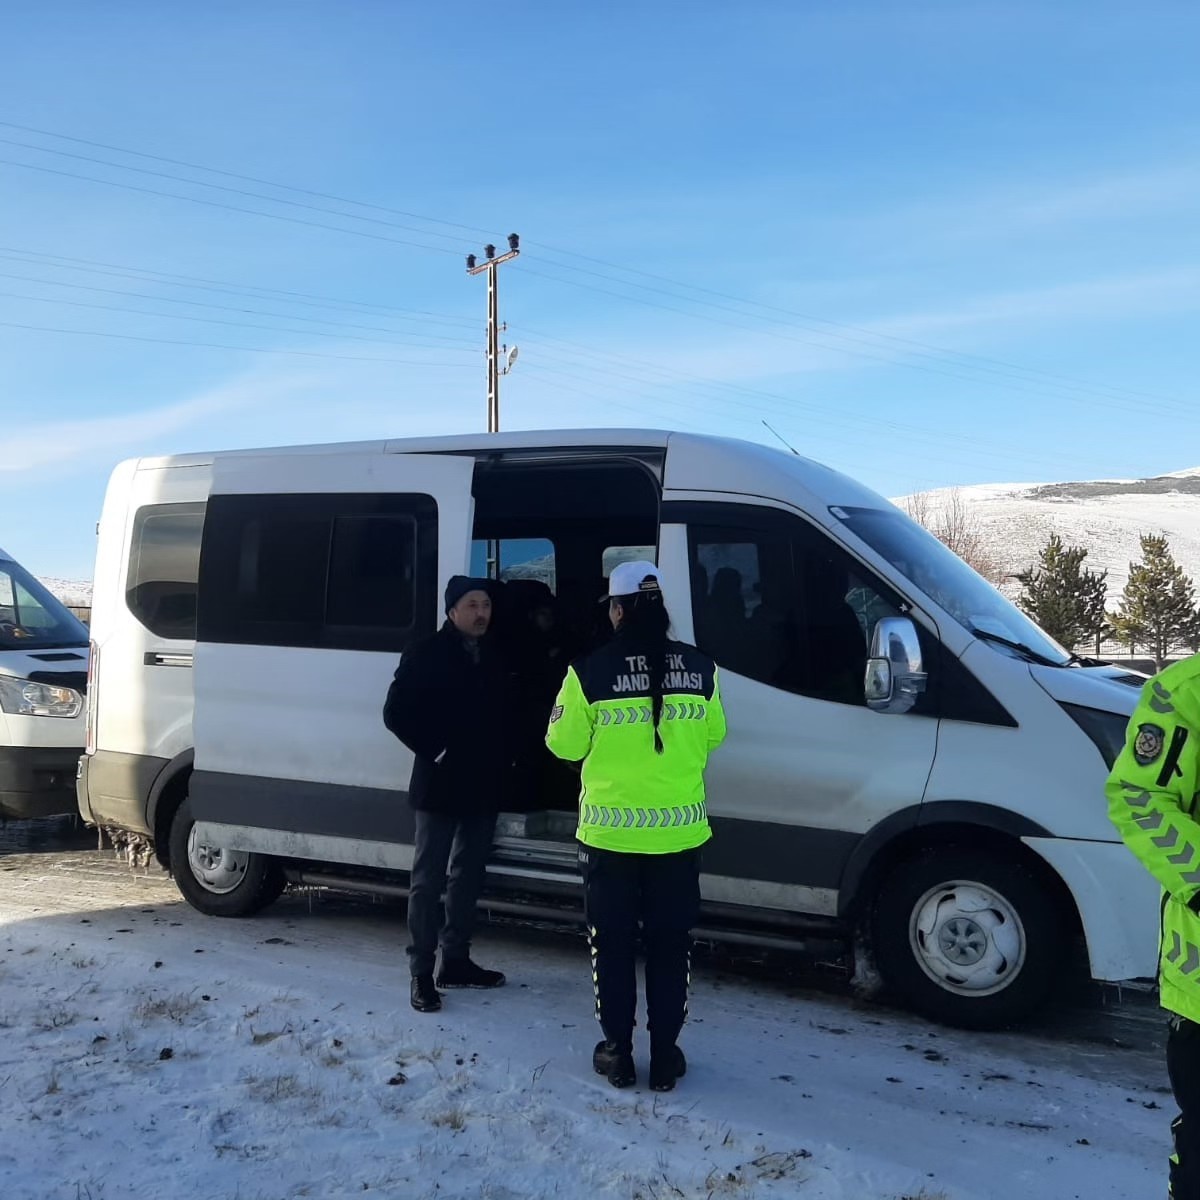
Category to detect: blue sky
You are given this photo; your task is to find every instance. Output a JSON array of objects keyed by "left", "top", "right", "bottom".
[{"left": 2, "top": 1, "right": 1198, "bottom": 578}]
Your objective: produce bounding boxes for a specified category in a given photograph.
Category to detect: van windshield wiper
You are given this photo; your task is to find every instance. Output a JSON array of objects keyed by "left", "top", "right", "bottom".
[{"left": 969, "top": 626, "right": 1070, "bottom": 669}]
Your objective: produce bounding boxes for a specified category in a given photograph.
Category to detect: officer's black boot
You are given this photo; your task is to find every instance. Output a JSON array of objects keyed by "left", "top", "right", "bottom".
[
  {"left": 649, "top": 1044, "right": 687, "bottom": 1092},
  {"left": 593, "top": 1038, "right": 636, "bottom": 1089}
]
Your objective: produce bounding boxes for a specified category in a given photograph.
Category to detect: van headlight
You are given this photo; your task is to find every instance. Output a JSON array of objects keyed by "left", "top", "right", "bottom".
[
  {"left": 0, "top": 677, "right": 84, "bottom": 719},
  {"left": 1062, "top": 703, "right": 1129, "bottom": 769}
]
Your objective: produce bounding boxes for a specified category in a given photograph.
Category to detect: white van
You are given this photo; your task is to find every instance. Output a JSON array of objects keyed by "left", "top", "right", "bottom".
[
  {"left": 0, "top": 547, "right": 89, "bottom": 819},
  {"left": 78, "top": 430, "right": 1156, "bottom": 1027}
]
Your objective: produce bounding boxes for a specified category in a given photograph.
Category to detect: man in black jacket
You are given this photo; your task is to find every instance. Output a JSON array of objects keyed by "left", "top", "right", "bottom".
[{"left": 383, "top": 576, "right": 511, "bottom": 1013}]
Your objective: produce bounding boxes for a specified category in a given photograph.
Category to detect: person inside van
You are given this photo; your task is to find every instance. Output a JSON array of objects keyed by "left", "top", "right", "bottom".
[
  {"left": 503, "top": 579, "right": 573, "bottom": 812},
  {"left": 382, "top": 575, "right": 512, "bottom": 1013},
  {"left": 547, "top": 561, "right": 726, "bottom": 1091}
]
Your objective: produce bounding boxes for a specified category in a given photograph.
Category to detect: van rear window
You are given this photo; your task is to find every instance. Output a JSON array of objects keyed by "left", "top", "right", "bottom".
[{"left": 126, "top": 504, "right": 206, "bottom": 640}]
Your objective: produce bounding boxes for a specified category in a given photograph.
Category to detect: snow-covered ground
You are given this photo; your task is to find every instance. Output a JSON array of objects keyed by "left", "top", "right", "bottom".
[{"left": 0, "top": 845, "right": 1170, "bottom": 1200}]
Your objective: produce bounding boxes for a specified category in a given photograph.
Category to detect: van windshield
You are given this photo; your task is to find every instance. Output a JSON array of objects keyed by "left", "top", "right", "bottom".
[
  {"left": 0, "top": 559, "right": 89, "bottom": 651},
  {"left": 832, "top": 506, "right": 1070, "bottom": 666}
]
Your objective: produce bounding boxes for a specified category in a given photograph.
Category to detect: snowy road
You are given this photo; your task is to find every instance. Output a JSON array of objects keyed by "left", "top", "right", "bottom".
[{"left": 0, "top": 825, "right": 1172, "bottom": 1199}]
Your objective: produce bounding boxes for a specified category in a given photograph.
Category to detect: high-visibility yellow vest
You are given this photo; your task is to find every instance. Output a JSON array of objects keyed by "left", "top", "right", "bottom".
[
  {"left": 1108, "top": 656, "right": 1200, "bottom": 1023},
  {"left": 547, "top": 635, "right": 726, "bottom": 854}
]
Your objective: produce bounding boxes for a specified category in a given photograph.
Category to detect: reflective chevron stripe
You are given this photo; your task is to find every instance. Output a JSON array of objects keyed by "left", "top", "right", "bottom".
[
  {"left": 597, "top": 701, "right": 707, "bottom": 725},
  {"left": 580, "top": 801, "right": 708, "bottom": 832}
]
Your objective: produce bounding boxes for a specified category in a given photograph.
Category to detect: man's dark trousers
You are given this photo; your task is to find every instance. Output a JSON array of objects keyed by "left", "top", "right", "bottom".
[
  {"left": 581, "top": 846, "right": 701, "bottom": 1051},
  {"left": 1169, "top": 1015, "right": 1200, "bottom": 1198},
  {"left": 407, "top": 810, "right": 498, "bottom": 977}
]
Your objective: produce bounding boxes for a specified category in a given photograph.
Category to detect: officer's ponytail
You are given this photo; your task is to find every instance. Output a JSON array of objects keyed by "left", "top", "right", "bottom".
[{"left": 618, "top": 592, "right": 671, "bottom": 754}]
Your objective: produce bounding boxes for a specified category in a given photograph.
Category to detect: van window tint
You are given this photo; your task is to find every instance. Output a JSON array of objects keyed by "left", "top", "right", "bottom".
[
  {"left": 689, "top": 510, "right": 904, "bottom": 707},
  {"left": 126, "top": 504, "right": 206, "bottom": 640},
  {"left": 328, "top": 515, "right": 417, "bottom": 628},
  {"left": 198, "top": 493, "right": 437, "bottom": 652}
]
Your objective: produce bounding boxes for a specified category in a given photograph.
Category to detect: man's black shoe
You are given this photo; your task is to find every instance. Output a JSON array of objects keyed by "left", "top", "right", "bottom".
[
  {"left": 593, "top": 1039, "right": 636, "bottom": 1089},
  {"left": 649, "top": 1045, "right": 687, "bottom": 1092},
  {"left": 436, "top": 958, "right": 506, "bottom": 989},
  {"left": 411, "top": 974, "right": 442, "bottom": 1013}
]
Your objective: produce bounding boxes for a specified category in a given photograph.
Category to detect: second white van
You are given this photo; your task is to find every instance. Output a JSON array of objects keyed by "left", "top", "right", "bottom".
[
  {"left": 0, "top": 547, "right": 89, "bottom": 819},
  {"left": 78, "top": 429, "right": 1156, "bottom": 1028}
]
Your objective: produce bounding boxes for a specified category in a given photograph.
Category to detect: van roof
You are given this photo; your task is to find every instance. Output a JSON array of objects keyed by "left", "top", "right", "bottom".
[
  {"left": 132, "top": 427, "right": 677, "bottom": 470},
  {"left": 127, "top": 427, "right": 894, "bottom": 513}
]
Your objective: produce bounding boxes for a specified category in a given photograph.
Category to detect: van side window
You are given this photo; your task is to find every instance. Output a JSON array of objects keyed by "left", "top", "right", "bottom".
[
  {"left": 198, "top": 493, "right": 436, "bottom": 652},
  {"left": 126, "top": 503, "right": 207, "bottom": 640},
  {"left": 688, "top": 509, "right": 905, "bottom": 707},
  {"left": 470, "top": 538, "right": 556, "bottom": 589}
]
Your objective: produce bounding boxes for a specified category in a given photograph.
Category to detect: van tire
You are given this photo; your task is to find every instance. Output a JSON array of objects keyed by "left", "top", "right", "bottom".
[
  {"left": 871, "top": 848, "right": 1066, "bottom": 1029},
  {"left": 167, "top": 796, "right": 284, "bottom": 917}
]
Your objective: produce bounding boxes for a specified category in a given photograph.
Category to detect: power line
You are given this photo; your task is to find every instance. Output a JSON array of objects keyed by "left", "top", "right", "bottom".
[
  {"left": 0, "top": 246, "right": 478, "bottom": 325},
  {"left": 516, "top": 263, "right": 1197, "bottom": 423},
  {"left": 0, "top": 119, "right": 495, "bottom": 238},
  {"left": 0, "top": 158, "right": 466, "bottom": 258},
  {"left": 517, "top": 323, "right": 1125, "bottom": 471},
  {"left": 4, "top": 119, "right": 1186, "bottom": 416},
  {"left": 0, "top": 269, "right": 478, "bottom": 343},
  {"left": 525, "top": 241, "right": 1193, "bottom": 411},
  {"left": 0, "top": 289, "right": 480, "bottom": 352},
  {"left": 522, "top": 349, "right": 1104, "bottom": 475},
  {"left": 0, "top": 319, "right": 471, "bottom": 366},
  {"left": 0, "top": 136, "right": 473, "bottom": 248},
  {"left": 519, "top": 358, "right": 1088, "bottom": 477}
]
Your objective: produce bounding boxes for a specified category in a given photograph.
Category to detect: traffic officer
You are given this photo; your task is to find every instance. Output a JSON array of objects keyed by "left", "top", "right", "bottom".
[
  {"left": 1107, "top": 658, "right": 1200, "bottom": 1198},
  {"left": 547, "top": 561, "right": 726, "bottom": 1091}
]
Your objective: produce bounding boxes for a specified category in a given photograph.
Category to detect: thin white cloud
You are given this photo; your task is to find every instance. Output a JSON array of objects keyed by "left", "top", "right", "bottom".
[
  {"left": 843, "top": 164, "right": 1200, "bottom": 249},
  {"left": 0, "top": 367, "right": 311, "bottom": 478},
  {"left": 861, "top": 267, "right": 1200, "bottom": 342}
]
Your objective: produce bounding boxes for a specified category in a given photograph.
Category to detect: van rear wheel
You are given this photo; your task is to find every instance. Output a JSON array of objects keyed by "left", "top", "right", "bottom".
[
  {"left": 872, "top": 848, "right": 1066, "bottom": 1029},
  {"left": 167, "top": 796, "right": 284, "bottom": 917}
]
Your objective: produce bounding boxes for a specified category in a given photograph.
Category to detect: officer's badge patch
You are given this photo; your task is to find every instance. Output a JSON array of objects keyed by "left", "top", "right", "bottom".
[
  {"left": 1135, "top": 724, "right": 1166, "bottom": 766},
  {"left": 550, "top": 705, "right": 564, "bottom": 724}
]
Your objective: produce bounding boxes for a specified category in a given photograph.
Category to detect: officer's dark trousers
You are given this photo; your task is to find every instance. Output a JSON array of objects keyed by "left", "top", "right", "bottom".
[
  {"left": 1169, "top": 1015, "right": 1200, "bottom": 1198},
  {"left": 581, "top": 845, "right": 702, "bottom": 1052},
  {"left": 407, "top": 810, "right": 497, "bottom": 978}
]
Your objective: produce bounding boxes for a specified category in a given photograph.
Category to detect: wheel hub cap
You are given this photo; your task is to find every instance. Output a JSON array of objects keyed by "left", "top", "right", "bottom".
[
  {"left": 187, "top": 826, "right": 250, "bottom": 895},
  {"left": 909, "top": 880, "right": 1028, "bottom": 997}
]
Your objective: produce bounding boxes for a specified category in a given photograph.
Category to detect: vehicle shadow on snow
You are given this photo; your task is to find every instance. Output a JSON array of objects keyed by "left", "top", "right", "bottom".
[
  {"left": 0, "top": 814, "right": 94, "bottom": 857},
  {"left": 4, "top": 861, "right": 1168, "bottom": 1088}
]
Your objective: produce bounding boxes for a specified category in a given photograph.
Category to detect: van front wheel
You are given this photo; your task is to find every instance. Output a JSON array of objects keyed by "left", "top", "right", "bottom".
[
  {"left": 872, "top": 848, "right": 1066, "bottom": 1029},
  {"left": 168, "top": 796, "right": 284, "bottom": 917}
]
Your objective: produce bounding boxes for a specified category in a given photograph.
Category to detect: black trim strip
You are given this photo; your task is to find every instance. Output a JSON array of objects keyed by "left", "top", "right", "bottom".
[
  {"left": 192, "top": 771, "right": 417, "bottom": 844},
  {"left": 190, "top": 771, "right": 858, "bottom": 890}
]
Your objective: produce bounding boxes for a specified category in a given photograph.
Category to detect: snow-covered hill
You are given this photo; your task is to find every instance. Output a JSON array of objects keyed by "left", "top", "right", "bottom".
[
  {"left": 898, "top": 468, "right": 1200, "bottom": 594},
  {"left": 40, "top": 578, "right": 93, "bottom": 606}
]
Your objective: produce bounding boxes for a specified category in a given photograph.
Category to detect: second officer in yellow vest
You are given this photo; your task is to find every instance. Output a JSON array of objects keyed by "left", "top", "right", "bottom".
[
  {"left": 547, "top": 561, "right": 726, "bottom": 1091},
  {"left": 1108, "top": 657, "right": 1200, "bottom": 1199}
]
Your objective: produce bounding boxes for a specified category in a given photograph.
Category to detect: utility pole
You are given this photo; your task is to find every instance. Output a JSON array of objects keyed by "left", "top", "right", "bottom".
[{"left": 466, "top": 233, "right": 520, "bottom": 433}]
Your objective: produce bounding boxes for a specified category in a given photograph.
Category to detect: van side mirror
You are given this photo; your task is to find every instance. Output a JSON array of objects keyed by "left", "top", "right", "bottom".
[{"left": 865, "top": 616, "right": 927, "bottom": 714}]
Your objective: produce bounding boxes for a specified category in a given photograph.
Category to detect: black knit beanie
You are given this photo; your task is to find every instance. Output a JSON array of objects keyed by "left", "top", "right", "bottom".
[{"left": 445, "top": 575, "right": 492, "bottom": 614}]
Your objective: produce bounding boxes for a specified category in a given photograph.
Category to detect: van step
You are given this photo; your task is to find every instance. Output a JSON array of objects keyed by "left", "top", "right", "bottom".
[{"left": 290, "top": 869, "right": 847, "bottom": 956}]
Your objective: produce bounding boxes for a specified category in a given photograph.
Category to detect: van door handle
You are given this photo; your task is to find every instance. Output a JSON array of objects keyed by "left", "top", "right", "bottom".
[{"left": 143, "top": 652, "right": 194, "bottom": 668}]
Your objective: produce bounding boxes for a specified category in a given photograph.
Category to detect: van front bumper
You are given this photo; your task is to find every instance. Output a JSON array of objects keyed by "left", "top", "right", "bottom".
[{"left": 0, "top": 745, "right": 84, "bottom": 819}]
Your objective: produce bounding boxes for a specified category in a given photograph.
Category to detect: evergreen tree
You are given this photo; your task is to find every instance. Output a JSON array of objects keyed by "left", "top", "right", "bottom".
[
  {"left": 1017, "top": 534, "right": 1108, "bottom": 651},
  {"left": 1114, "top": 533, "right": 1197, "bottom": 670}
]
